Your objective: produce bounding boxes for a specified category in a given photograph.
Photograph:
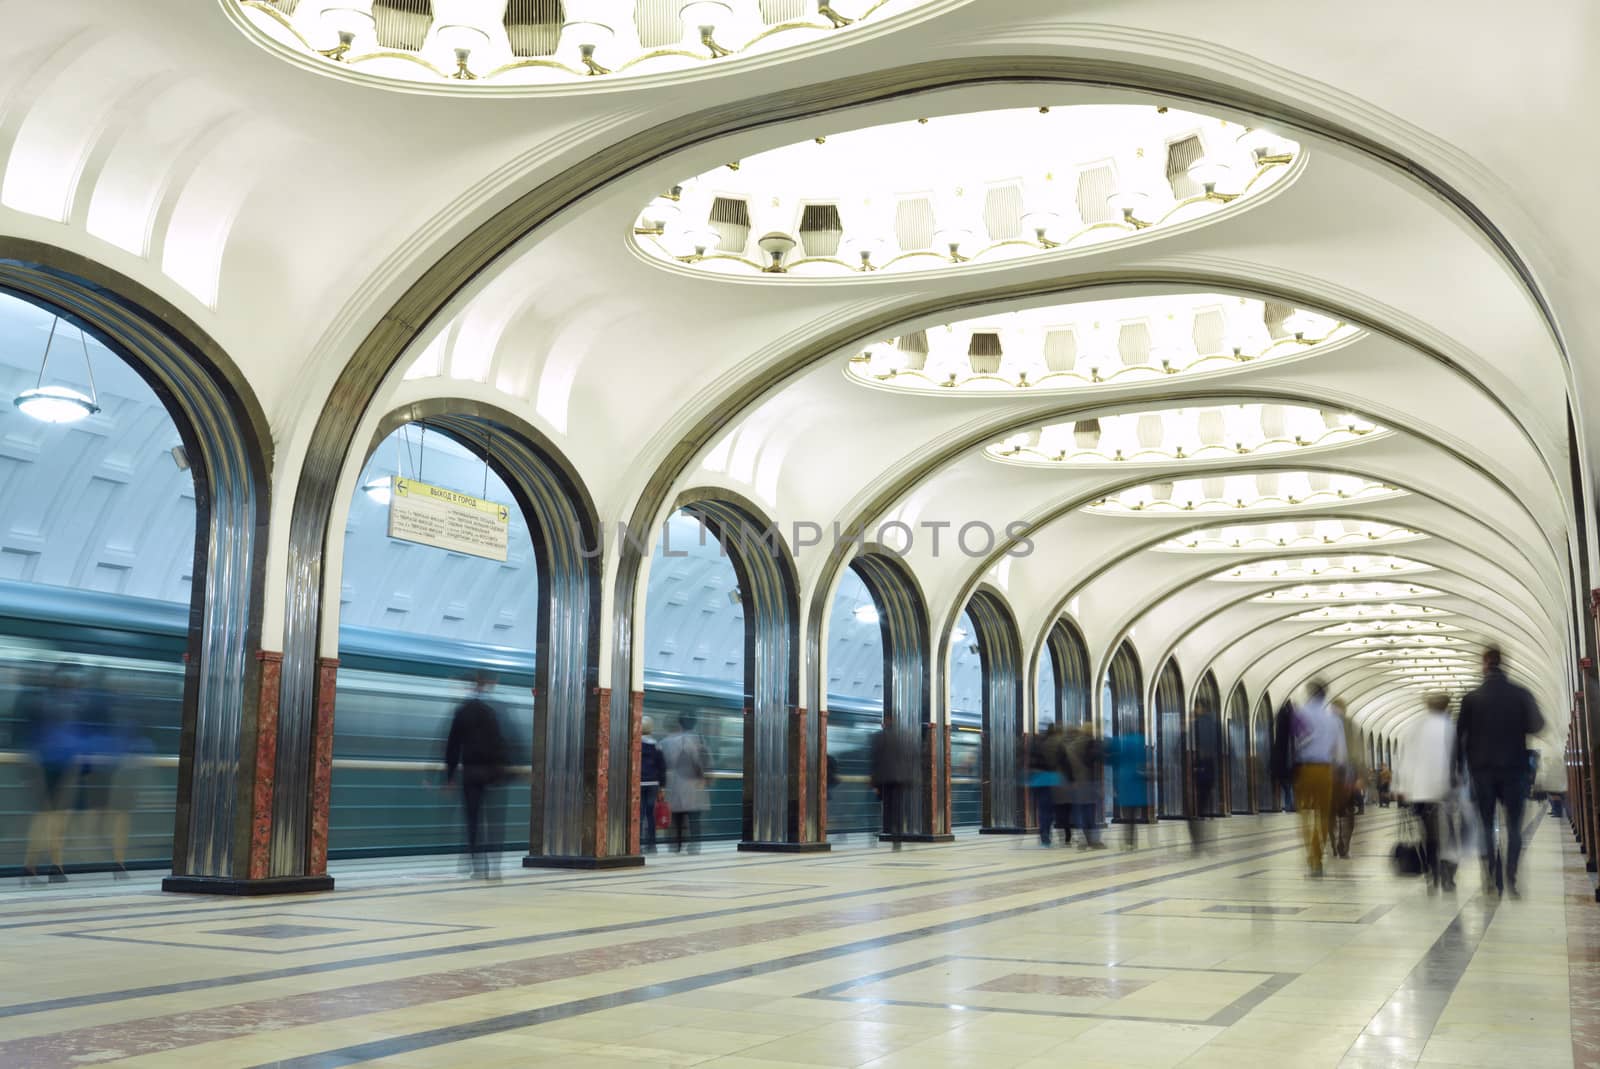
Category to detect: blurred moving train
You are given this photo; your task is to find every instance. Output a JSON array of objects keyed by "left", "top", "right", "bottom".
[{"left": 0, "top": 582, "right": 981, "bottom": 874}]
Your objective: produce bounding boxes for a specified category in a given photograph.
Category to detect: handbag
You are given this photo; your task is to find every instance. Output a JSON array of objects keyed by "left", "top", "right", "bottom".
[
  {"left": 654, "top": 795, "right": 671, "bottom": 830},
  {"left": 1390, "top": 809, "right": 1425, "bottom": 876}
]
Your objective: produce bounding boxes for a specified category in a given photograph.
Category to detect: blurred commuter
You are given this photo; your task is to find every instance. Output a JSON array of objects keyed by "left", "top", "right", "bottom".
[
  {"left": 661, "top": 714, "right": 710, "bottom": 853},
  {"left": 870, "top": 724, "right": 915, "bottom": 850},
  {"left": 1027, "top": 721, "right": 1064, "bottom": 846},
  {"left": 1271, "top": 699, "right": 1298, "bottom": 812},
  {"left": 1293, "top": 681, "right": 1348, "bottom": 877},
  {"left": 1189, "top": 699, "right": 1222, "bottom": 852},
  {"left": 1456, "top": 646, "right": 1544, "bottom": 897},
  {"left": 78, "top": 689, "right": 146, "bottom": 879},
  {"left": 20, "top": 666, "right": 86, "bottom": 884},
  {"left": 1062, "top": 722, "right": 1106, "bottom": 849},
  {"left": 443, "top": 673, "right": 510, "bottom": 879},
  {"left": 1377, "top": 765, "right": 1393, "bottom": 807},
  {"left": 1330, "top": 699, "right": 1365, "bottom": 859},
  {"left": 640, "top": 716, "right": 665, "bottom": 854},
  {"left": 1395, "top": 692, "right": 1458, "bottom": 893},
  {"left": 1106, "top": 725, "right": 1149, "bottom": 849}
]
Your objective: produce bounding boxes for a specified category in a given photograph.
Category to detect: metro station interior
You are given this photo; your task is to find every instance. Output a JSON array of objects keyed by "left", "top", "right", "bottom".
[{"left": 1, "top": 2, "right": 1598, "bottom": 1066}]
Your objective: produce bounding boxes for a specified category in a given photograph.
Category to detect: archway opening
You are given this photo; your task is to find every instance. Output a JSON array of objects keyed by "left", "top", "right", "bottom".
[
  {"left": 1104, "top": 641, "right": 1145, "bottom": 822},
  {"left": 331, "top": 424, "right": 536, "bottom": 860},
  {"left": 1253, "top": 692, "right": 1273, "bottom": 813},
  {"left": 1226, "top": 683, "right": 1250, "bottom": 814},
  {"left": 948, "top": 608, "right": 982, "bottom": 826},
  {"left": 825, "top": 565, "right": 888, "bottom": 835},
  {"left": 1193, "top": 670, "right": 1223, "bottom": 817},
  {"left": 848, "top": 552, "right": 935, "bottom": 839},
  {"left": 641, "top": 510, "right": 746, "bottom": 847},
  {"left": 645, "top": 496, "right": 802, "bottom": 850},
  {"left": 0, "top": 291, "right": 196, "bottom": 877}
]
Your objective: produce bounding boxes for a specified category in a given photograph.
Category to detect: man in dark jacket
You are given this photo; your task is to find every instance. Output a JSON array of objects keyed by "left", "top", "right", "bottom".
[
  {"left": 870, "top": 724, "right": 915, "bottom": 851},
  {"left": 444, "top": 673, "right": 510, "bottom": 879},
  {"left": 1455, "top": 646, "right": 1544, "bottom": 897}
]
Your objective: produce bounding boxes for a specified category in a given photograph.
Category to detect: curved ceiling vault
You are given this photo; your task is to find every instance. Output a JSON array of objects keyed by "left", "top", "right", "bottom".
[{"left": 3, "top": 0, "right": 1591, "bottom": 787}]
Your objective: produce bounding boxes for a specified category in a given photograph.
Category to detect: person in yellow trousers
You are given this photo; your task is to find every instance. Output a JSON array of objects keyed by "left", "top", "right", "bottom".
[{"left": 1292, "top": 681, "right": 1348, "bottom": 877}]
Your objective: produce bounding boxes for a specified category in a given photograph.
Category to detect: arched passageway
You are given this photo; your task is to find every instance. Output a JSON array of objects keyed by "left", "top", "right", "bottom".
[
  {"left": 947, "top": 608, "right": 982, "bottom": 826},
  {"left": 1226, "top": 684, "right": 1251, "bottom": 814},
  {"left": 1104, "top": 641, "right": 1146, "bottom": 823},
  {"left": 669, "top": 493, "right": 808, "bottom": 851},
  {"left": 822, "top": 566, "right": 891, "bottom": 835},
  {"left": 962, "top": 587, "right": 1024, "bottom": 833},
  {"left": 330, "top": 425, "right": 536, "bottom": 861},
  {"left": 1253, "top": 693, "right": 1273, "bottom": 814},
  {"left": 323, "top": 405, "right": 606, "bottom": 874},
  {"left": 848, "top": 551, "right": 944, "bottom": 841},
  {"left": 1154, "top": 658, "right": 1186, "bottom": 819},
  {"left": 1192, "top": 670, "right": 1223, "bottom": 817},
  {"left": 0, "top": 247, "right": 270, "bottom": 892}
]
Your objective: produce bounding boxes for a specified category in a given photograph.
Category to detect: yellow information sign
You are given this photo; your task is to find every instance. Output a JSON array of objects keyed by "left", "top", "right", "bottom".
[{"left": 386, "top": 476, "right": 511, "bottom": 562}]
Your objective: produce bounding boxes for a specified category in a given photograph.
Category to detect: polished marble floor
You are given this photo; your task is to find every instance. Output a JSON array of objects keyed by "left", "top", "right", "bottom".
[{"left": 0, "top": 812, "right": 1593, "bottom": 1068}]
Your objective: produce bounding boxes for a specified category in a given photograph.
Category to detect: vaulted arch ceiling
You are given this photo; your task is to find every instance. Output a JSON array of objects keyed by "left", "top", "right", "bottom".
[{"left": 3, "top": 0, "right": 1593, "bottom": 783}]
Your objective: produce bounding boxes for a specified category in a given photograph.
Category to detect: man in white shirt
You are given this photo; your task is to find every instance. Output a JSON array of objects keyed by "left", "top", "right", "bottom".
[
  {"left": 1395, "top": 692, "right": 1457, "bottom": 892},
  {"left": 1293, "top": 681, "right": 1348, "bottom": 877}
]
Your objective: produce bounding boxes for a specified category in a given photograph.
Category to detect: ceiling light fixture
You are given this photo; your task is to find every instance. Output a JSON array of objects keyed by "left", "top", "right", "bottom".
[
  {"left": 681, "top": 1, "right": 734, "bottom": 57},
  {"left": 13, "top": 316, "right": 102, "bottom": 424},
  {"left": 435, "top": 20, "right": 490, "bottom": 79},
  {"left": 852, "top": 603, "right": 879, "bottom": 625},
  {"left": 562, "top": 0, "right": 615, "bottom": 74},
  {"left": 318, "top": 1, "right": 374, "bottom": 60}
]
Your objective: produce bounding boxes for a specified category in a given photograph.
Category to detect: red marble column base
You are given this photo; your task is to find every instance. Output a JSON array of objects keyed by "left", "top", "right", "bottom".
[
  {"left": 594, "top": 685, "right": 611, "bottom": 858},
  {"left": 307, "top": 657, "right": 339, "bottom": 877},
  {"left": 247, "top": 651, "right": 282, "bottom": 881},
  {"left": 628, "top": 690, "right": 643, "bottom": 855},
  {"left": 817, "top": 708, "right": 830, "bottom": 841}
]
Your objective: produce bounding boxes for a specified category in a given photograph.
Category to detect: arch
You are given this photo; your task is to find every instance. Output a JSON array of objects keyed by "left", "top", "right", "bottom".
[
  {"left": 963, "top": 585, "right": 1024, "bottom": 832},
  {"left": 0, "top": 241, "right": 274, "bottom": 891},
  {"left": 669, "top": 490, "right": 809, "bottom": 850},
  {"left": 1154, "top": 657, "right": 1186, "bottom": 819},
  {"left": 332, "top": 400, "right": 607, "bottom": 873},
  {"left": 1104, "top": 639, "right": 1146, "bottom": 822},
  {"left": 1046, "top": 615, "right": 1091, "bottom": 727},
  {"left": 1225, "top": 682, "right": 1250, "bottom": 814},
  {"left": 1192, "top": 669, "right": 1223, "bottom": 817},
  {"left": 1252, "top": 690, "right": 1275, "bottom": 813},
  {"left": 846, "top": 548, "right": 939, "bottom": 840}
]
